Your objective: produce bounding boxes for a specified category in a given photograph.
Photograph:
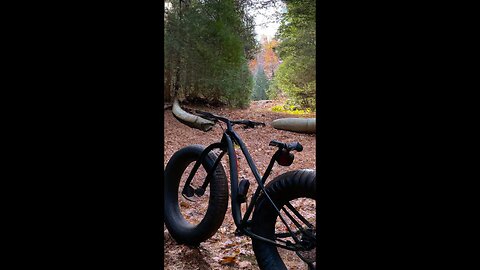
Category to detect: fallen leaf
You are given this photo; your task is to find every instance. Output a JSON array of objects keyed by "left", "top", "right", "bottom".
[
  {"left": 238, "top": 261, "right": 252, "bottom": 268},
  {"left": 219, "top": 256, "right": 236, "bottom": 265},
  {"left": 225, "top": 242, "right": 236, "bottom": 248},
  {"left": 164, "top": 100, "right": 316, "bottom": 270}
]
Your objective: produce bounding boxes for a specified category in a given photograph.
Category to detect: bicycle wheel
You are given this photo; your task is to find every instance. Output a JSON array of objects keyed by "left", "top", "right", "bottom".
[
  {"left": 164, "top": 144, "right": 229, "bottom": 246},
  {"left": 251, "top": 169, "right": 316, "bottom": 270}
]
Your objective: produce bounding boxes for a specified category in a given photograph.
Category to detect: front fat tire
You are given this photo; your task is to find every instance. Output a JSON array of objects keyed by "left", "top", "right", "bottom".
[
  {"left": 251, "top": 169, "right": 316, "bottom": 270},
  {"left": 164, "top": 145, "right": 228, "bottom": 246}
]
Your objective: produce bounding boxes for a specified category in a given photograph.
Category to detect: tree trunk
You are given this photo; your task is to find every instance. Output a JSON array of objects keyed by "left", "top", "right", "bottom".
[
  {"left": 164, "top": 67, "right": 172, "bottom": 103},
  {"left": 173, "top": 65, "right": 181, "bottom": 98}
]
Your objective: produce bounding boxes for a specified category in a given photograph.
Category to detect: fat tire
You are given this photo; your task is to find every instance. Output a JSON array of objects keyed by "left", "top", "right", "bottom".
[
  {"left": 164, "top": 145, "right": 228, "bottom": 246},
  {"left": 251, "top": 169, "right": 316, "bottom": 270}
]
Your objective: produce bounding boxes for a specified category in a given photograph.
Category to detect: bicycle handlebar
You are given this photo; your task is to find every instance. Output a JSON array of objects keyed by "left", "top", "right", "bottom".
[
  {"left": 193, "top": 109, "right": 265, "bottom": 130},
  {"left": 231, "top": 120, "right": 266, "bottom": 129},
  {"left": 269, "top": 140, "right": 303, "bottom": 152}
]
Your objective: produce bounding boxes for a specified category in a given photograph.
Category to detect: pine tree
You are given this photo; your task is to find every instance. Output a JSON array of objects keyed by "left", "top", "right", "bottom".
[
  {"left": 252, "top": 66, "right": 269, "bottom": 101},
  {"left": 164, "top": 0, "right": 257, "bottom": 108},
  {"left": 270, "top": 0, "right": 316, "bottom": 110}
]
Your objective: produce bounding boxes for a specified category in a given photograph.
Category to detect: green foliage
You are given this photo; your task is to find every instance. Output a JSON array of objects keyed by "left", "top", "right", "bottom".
[
  {"left": 266, "top": 76, "right": 281, "bottom": 99},
  {"left": 164, "top": 0, "right": 258, "bottom": 107},
  {"left": 270, "top": 0, "right": 316, "bottom": 111},
  {"left": 252, "top": 67, "right": 269, "bottom": 101},
  {"left": 271, "top": 101, "right": 312, "bottom": 115},
  {"left": 224, "top": 59, "right": 252, "bottom": 108}
]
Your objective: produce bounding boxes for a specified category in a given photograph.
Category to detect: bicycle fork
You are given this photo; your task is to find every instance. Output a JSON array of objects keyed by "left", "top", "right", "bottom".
[{"left": 181, "top": 142, "right": 226, "bottom": 202}]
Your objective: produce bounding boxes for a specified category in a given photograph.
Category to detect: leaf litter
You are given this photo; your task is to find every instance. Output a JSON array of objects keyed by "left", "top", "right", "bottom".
[{"left": 164, "top": 100, "right": 316, "bottom": 269}]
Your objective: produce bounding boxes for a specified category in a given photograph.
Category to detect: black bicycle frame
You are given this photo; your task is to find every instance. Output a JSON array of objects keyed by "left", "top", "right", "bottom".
[{"left": 182, "top": 118, "right": 311, "bottom": 251}]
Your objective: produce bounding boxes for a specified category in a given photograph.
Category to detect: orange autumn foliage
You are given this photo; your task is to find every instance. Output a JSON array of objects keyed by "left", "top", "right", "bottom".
[{"left": 263, "top": 39, "right": 280, "bottom": 79}]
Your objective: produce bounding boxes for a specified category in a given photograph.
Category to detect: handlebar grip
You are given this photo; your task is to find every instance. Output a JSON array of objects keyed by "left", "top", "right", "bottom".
[
  {"left": 269, "top": 140, "right": 283, "bottom": 147},
  {"left": 287, "top": 142, "right": 303, "bottom": 152}
]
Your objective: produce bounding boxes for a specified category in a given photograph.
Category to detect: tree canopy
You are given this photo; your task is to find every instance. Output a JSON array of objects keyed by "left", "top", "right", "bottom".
[
  {"left": 164, "top": 0, "right": 316, "bottom": 111},
  {"left": 164, "top": 0, "right": 257, "bottom": 108},
  {"left": 268, "top": 0, "right": 316, "bottom": 110}
]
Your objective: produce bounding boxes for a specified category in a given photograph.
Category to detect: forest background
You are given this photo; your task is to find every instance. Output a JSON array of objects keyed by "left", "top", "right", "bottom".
[{"left": 164, "top": 0, "right": 316, "bottom": 112}]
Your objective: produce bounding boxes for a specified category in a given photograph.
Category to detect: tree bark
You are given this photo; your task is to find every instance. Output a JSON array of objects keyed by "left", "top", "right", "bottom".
[{"left": 164, "top": 66, "right": 172, "bottom": 103}]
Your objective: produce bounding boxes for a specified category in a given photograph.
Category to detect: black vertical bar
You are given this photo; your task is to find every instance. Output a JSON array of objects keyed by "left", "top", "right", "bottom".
[{"left": 224, "top": 134, "right": 242, "bottom": 227}]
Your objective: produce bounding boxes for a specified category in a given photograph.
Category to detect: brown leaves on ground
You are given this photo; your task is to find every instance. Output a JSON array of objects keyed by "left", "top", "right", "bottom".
[{"left": 164, "top": 100, "right": 316, "bottom": 270}]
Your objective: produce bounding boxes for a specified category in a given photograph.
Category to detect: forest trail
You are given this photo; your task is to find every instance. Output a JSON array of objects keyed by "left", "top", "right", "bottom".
[{"left": 164, "top": 101, "right": 316, "bottom": 270}]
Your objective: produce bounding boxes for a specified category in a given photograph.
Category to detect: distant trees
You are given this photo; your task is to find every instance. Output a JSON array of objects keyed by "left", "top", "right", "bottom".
[
  {"left": 249, "top": 36, "right": 280, "bottom": 101},
  {"left": 164, "top": 0, "right": 257, "bottom": 108},
  {"left": 164, "top": 0, "right": 316, "bottom": 111},
  {"left": 269, "top": 0, "right": 316, "bottom": 111},
  {"left": 252, "top": 67, "right": 269, "bottom": 100},
  {"left": 263, "top": 38, "right": 280, "bottom": 80}
]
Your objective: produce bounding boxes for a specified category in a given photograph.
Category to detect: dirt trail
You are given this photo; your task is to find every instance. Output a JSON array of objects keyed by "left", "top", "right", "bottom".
[{"left": 164, "top": 101, "right": 316, "bottom": 270}]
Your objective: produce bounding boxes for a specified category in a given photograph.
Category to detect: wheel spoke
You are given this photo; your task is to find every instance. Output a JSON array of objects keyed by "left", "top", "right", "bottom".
[
  {"left": 249, "top": 170, "right": 316, "bottom": 270},
  {"left": 275, "top": 231, "right": 301, "bottom": 238},
  {"left": 285, "top": 201, "right": 314, "bottom": 229},
  {"left": 274, "top": 237, "right": 289, "bottom": 244},
  {"left": 280, "top": 205, "right": 316, "bottom": 240}
]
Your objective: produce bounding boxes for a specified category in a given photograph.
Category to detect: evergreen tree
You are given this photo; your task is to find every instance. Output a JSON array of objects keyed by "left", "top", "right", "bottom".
[
  {"left": 164, "top": 0, "right": 257, "bottom": 108},
  {"left": 269, "top": 0, "right": 316, "bottom": 110},
  {"left": 252, "top": 67, "right": 269, "bottom": 101}
]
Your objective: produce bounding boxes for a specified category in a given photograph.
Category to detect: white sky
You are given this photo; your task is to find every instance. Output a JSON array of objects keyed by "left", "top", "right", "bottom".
[{"left": 250, "top": 3, "right": 286, "bottom": 41}]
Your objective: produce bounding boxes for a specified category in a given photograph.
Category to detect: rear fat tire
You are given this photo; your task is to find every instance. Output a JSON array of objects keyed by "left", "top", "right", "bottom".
[
  {"left": 164, "top": 145, "right": 228, "bottom": 246},
  {"left": 251, "top": 169, "right": 316, "bottom": 270}
]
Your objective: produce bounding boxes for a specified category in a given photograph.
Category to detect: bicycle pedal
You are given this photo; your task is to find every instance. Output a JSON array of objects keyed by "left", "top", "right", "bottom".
[{"left": 238, "top": 179, "right": 250, "bottom": 203}]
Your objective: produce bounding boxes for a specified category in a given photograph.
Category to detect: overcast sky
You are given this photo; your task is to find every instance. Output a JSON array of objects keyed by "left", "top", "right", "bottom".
[{"left": 251, "top": 3, "right": 286, "bottom": 41}]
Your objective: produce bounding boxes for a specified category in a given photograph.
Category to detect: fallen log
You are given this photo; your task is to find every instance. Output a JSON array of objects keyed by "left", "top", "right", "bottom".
[
  {"left": 172, "top": 99, "right": 215, "bottom": 132},
  {"left": 272, "top": 118, "right": 316, "bottom": 134}
]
